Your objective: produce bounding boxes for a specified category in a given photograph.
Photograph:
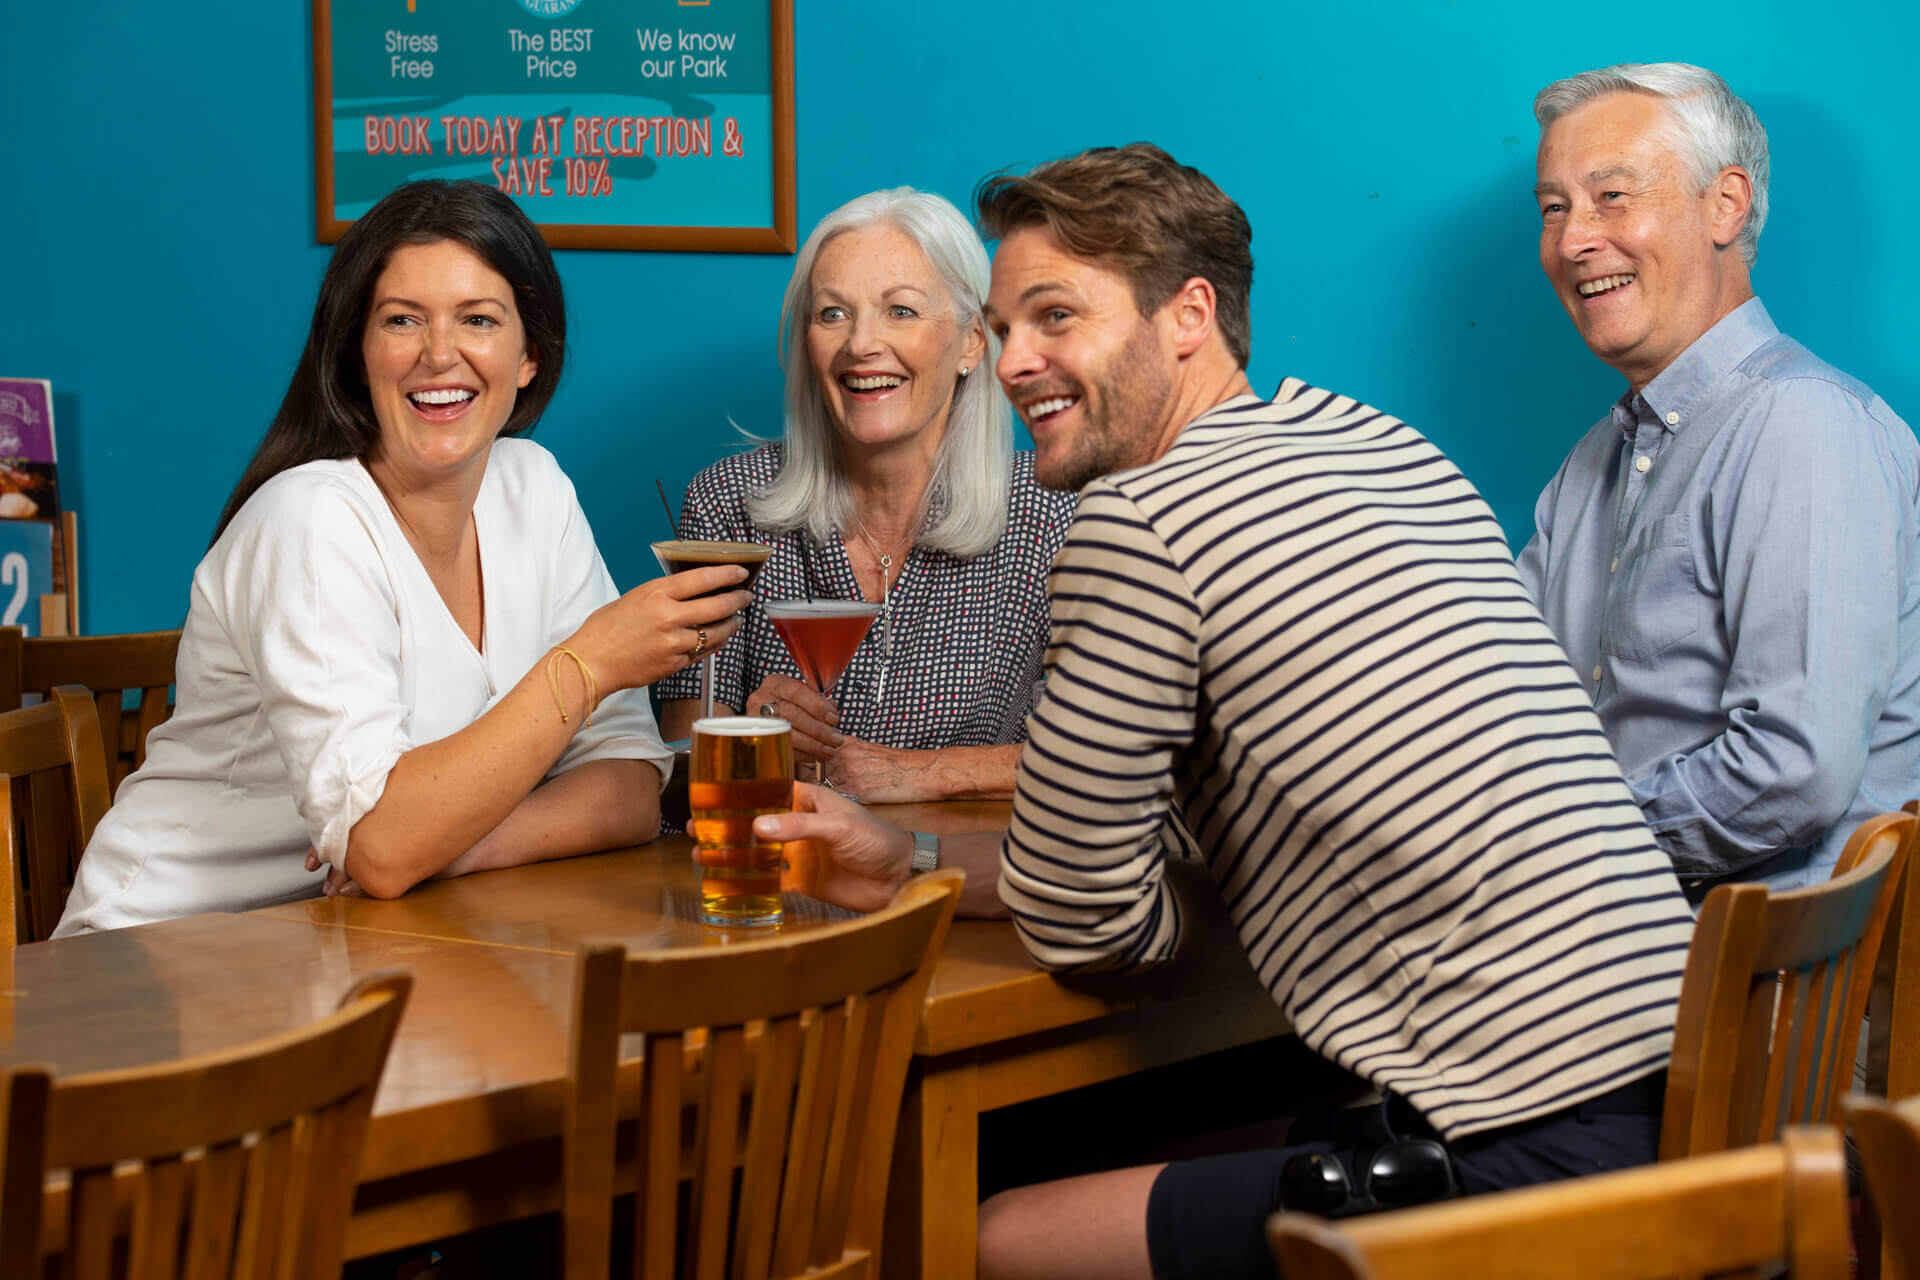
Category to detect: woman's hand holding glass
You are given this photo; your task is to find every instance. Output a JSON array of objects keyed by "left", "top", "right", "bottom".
[
  {"left": 568, "top": 564, "right": 753, "bottom": 694},
  {"left": 745, "top": 673, "right": 843, "bottom": 761}
]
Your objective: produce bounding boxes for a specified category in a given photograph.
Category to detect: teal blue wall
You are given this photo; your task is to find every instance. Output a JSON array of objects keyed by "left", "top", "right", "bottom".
[{"left": 3, "top": 1, "right": 1913, "bottom": 633}]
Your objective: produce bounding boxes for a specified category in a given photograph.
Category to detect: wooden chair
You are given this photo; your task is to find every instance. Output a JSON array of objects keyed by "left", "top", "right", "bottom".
[
  {"left": 0, "top": 687, "right": 111, "bottom": 947},
  {"left": 1, "top": 969, "right": 410, "bottom": 1279},
  {"left": 18, "top": 629, "right": 181, "bottom": 794},
  {"left": 1845, "top": 1092, "right": 1920, "bottom": 1280},
  {"left": 0, "top": 627, "right": 20, "bottom": 714},
  {"left": 562, "top": 869, "right": 963, "bottom": 1280},
  {"left": 1660, "top": 810, "right": 1914, "bottom": 1159},
  {"left": 1866, "top": 799, "right": 1920, "bottom": 1102},
  {"left": 0, "top": 1067, "right": 49, "bottom": 1278},
  {"left": 1268, "top": 1125, "right": 1850, "bottom": 1280}
]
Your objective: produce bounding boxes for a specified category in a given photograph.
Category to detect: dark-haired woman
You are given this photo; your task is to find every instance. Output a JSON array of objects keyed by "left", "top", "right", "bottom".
[{"left": 55, "top": 180, "right": 746, "bottom": 934}]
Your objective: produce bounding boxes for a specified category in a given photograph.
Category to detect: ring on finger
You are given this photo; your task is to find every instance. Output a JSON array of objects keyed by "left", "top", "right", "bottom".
[
  {"left": 690, "top": 627, "right": 709, "bottom": 659},
  {"left": 759, "top": 699, "right": 779, "bottom": 718}
]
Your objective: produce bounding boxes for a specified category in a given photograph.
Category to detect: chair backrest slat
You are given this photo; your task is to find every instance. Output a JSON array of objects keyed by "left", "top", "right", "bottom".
[
  {"left": 93, "top": 691, "right": 126, "bottom": 788},
  {"left": 181, "top": 1140, "right": 250, "bottom": 1280},
  {"left": 813, "top": 991, "right": 879, "bottom": 1267},
  {"left": 0, "top": 629, "right": 22, "bottom": 715},
  {"left": 560, "top": 945, "right": 620, "bottom": 1280},
  {"left": 564, "top": 871, "right": 961, "bottom": 1280},
  {"left": 690, "top": 1023, "right": 748, "bottom": 1280},
  {"left": 734, "top": 1013, "right": 803, "bottom": 1280},
  {"left": 70, "top": 1162, "right": 118, "bottom": 1280},
  {"left": 770, "top": 1005, "right": 842, "bottom": 1279},
  {"left": 1806, "top": 953, "right": 1851, "bottom": 1120},
  {"left": 2, "top": 970, "right": 409, "bottom": 1280},
  {"left": 1663, "top": 811, "right": 1913, "bottom": 1159},
  {"left": 128, "top": 1151, "right": 190, "bottom": 1280},
  {"left": 637, "top": 1028, "right": 684, "bottom": 1280},
  {"left": 0, "top": 1069, "right": 49, "bottom": 1277}
]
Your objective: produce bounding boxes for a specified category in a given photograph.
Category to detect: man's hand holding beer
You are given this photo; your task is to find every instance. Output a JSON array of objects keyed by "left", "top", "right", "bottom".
[{"left": 759, "top": 782, "right": 913, "bottom": 912}]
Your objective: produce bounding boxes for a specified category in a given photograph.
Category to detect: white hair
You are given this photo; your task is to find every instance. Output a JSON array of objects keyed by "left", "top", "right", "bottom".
[
  {"left": 744, "top": 187, "right": 1009, "bottom": 558},
  {"left": 1534, "top": 62, "right": 1770, "bottom": 267}
]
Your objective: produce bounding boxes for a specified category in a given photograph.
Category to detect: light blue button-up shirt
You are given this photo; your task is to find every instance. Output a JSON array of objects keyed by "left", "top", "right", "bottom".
[{"left": 1519, "top": 298, "right": 1920, "bottom": 894}]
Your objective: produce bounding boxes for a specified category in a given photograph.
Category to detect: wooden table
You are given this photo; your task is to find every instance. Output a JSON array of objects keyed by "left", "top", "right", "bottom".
[{"left": 0, "top": 802, "right": 1289, "bottom": 1277}]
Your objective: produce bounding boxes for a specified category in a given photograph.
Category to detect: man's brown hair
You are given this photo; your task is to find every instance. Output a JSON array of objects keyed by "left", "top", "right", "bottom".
[{"left": 975, "top": 142, "right": 1253, "bottom": 367}]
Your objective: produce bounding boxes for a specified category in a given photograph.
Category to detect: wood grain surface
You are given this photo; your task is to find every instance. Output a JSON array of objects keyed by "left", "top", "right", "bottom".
[{"left": 3, "top": 801, "right": 1291, "bottom": 1269}]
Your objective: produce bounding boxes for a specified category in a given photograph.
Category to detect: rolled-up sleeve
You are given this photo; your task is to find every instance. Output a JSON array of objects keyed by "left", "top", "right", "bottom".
[
  {"left": 217, "top": 486, "right": 413, "bottom": 869},
  {"left": 999, "top": 484, "right": 1199, "bottom": 972}
]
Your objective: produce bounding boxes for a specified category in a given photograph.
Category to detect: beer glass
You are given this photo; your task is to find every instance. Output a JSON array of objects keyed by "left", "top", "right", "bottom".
[{"left": 688, "top": 716, "right": 794, "bottom": 927}]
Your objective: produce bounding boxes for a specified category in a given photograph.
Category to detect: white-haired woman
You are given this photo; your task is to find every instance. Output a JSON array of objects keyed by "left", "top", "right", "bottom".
[{"left": 659, "top": 188, "right": 1074, "bottom": 801}]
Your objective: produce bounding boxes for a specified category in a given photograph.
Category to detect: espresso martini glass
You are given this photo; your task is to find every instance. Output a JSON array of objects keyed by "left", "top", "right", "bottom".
[
  {"left": 650, "top": 539, "right": 774, "bottom": 718},
  {"left": 763, "top": 600, "right": 880, "bottom": 785}
]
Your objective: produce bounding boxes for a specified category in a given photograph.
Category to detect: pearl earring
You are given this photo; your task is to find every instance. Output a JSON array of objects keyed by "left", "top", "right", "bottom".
[{"left": 959, "top": 366, "right": 970, "bottom": 376}]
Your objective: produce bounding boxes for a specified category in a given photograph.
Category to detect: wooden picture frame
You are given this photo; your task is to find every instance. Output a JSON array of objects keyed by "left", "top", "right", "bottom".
[{"left": 312, "top": 0, "right": 796, "bottom": 253}]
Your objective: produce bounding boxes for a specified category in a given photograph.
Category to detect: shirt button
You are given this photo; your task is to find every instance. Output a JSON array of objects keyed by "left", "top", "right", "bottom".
[
  {"left": 1592, "top": 665, "right": 1603, "bottom": 682},
  {"left": 1634, "top": 455, "right": 1652, "bottom": 473},
  {"left": 1665, "top": 411, "right": 1680, "bottom": 426}
]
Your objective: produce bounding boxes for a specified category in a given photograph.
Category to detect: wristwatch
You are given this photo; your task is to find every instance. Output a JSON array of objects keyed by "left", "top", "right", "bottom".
[{"left": 910, "top": 829, "right": 941, "bottom": 876}]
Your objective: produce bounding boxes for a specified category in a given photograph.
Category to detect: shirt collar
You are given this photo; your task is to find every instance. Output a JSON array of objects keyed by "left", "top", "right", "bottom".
[
  {"left": 1190, "top": 391, "right": 1266, "bottom": 426},
  {"left": 1171, "top": 391, "right": 1267, "bottom": 440},
  {"left": 1620, "top": 297, "right": 1776, "bottom": 440}
]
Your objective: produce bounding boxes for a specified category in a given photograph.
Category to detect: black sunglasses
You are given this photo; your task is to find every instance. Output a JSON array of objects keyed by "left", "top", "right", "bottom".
[{"left": 1279, "top": 1138, "right": 1459, "bottom": 1219}]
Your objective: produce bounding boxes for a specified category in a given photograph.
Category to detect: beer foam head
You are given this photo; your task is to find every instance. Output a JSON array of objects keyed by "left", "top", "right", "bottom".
[
  {"left": 693, "top": 716, "right": 791, "bottom": 736},
  {"left": 763, "top": 600, "right": 882, "bottom": 619}
]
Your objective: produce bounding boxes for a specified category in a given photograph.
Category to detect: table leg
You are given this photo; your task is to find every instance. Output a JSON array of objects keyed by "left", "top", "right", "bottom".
[{"left": 884, "top": 1052, "right": 979, "bottom": 1280}]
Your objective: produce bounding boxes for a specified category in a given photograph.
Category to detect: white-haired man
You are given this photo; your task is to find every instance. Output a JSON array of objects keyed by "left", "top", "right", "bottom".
[{"left": 1524, "top": 62, "right": 1920, "bottom": 894}]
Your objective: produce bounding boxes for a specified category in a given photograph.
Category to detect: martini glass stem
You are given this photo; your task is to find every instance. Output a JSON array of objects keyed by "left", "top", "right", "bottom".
[
  {"left": 802, "top": 676, "right": 833, "bottom": 785},
  {"left": 701, "top": 655, "right": 717, "bottom": 719}
]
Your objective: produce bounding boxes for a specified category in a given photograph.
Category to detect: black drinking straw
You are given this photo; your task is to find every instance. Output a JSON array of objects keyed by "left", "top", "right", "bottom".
[{"left": 653, "top": 479, "right": 677, "bottom": 539}]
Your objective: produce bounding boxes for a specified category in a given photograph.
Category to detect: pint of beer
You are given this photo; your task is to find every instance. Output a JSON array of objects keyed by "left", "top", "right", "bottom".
[{"left": 689, "top": 716, "right": 794, "bottom": 927}]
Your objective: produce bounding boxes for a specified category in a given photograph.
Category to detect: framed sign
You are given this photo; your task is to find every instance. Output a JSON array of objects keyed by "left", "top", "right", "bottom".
[{"left": 313, "top": 0, "right": 795, "bottom": 252}]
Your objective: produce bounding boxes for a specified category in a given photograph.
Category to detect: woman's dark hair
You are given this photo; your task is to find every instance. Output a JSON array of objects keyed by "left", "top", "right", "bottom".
[{"left": 211, "top": 180, "right": 566, "bottom": 542}]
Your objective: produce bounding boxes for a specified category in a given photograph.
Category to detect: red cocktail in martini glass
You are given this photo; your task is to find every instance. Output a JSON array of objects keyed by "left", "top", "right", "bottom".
[
  {"left": 651, "top": 539, "right": 773, "bottom": 718},
  {"left": 765, "top": 600, "right": 880, "bottom": 784}
]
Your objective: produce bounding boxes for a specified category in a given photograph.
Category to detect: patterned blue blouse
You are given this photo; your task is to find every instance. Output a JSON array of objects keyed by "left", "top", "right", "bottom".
[{"left": 657, "top": 445, "right": 1076, "bottom": 749}]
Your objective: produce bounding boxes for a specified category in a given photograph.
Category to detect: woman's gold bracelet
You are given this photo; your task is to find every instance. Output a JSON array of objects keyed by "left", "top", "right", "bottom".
[{"left": 546, "top": 646, "right": 599, "bottom": 729}]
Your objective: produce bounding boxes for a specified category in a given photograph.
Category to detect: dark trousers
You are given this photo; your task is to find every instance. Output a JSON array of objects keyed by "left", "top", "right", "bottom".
[{"left": 1145, "top": 1074, "right": 1666, "bottom": 1280}]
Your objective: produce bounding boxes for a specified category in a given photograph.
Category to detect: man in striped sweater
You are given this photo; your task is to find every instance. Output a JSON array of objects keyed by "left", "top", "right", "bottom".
[{"left": 755, "top": 143, "right": 1696, "bottom": 1280}]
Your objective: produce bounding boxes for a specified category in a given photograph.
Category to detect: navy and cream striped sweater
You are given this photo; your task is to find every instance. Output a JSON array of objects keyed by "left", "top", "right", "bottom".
[{"left": 998, "top": 383, "right": 1694, "bottom": 1140}]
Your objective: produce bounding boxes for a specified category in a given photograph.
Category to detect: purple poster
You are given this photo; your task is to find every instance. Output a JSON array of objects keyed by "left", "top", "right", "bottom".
[{"left": 0, "top": 376, "right": 61, "bottom": 522}]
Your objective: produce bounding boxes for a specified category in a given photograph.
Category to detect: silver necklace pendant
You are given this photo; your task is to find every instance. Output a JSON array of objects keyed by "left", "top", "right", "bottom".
[
  {"left": 853, "top": 518, "right": 908, "bottom": 708},
  {"left": 874, "top": 556, "right": 892, "bottom": 704}
]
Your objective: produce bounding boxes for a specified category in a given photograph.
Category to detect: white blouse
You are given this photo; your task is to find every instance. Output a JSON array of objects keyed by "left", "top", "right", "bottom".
[{"left": 55, "top": 439, "right": 670, "bottom": 935}]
